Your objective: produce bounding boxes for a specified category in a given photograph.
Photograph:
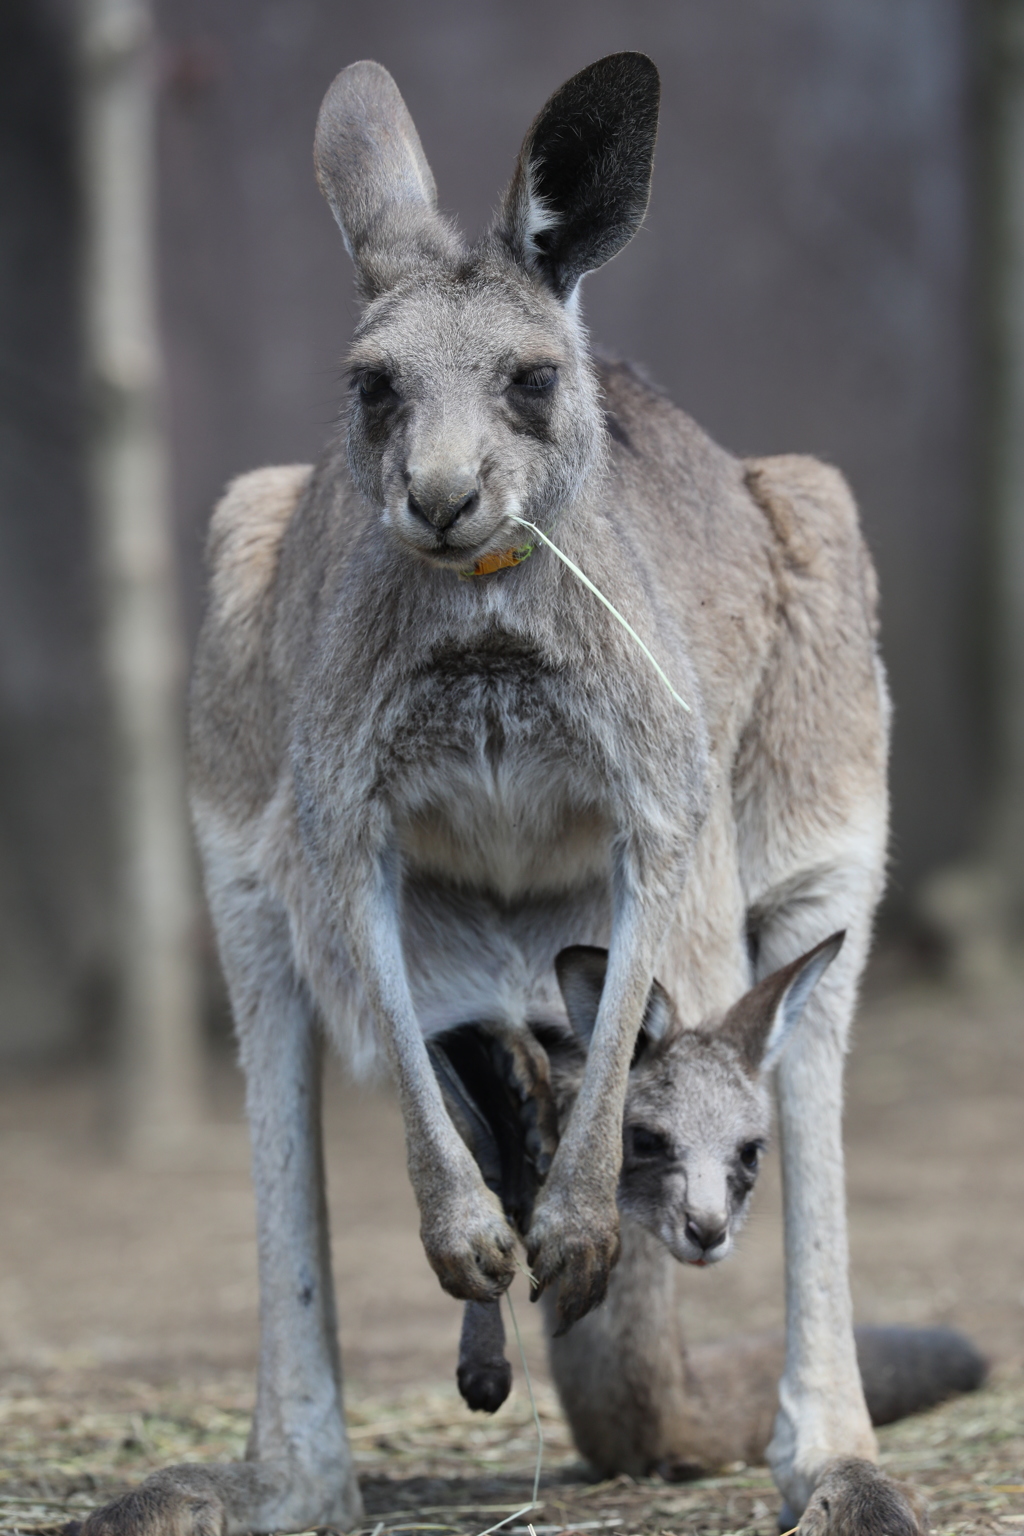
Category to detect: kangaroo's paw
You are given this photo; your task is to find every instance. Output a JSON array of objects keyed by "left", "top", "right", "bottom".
[
  {"left": 74, "top": 1459, "right": 362, "bottom": 1536},
  {"left": 457, "top": 1355, "right": 513, "bottom": 1413},
  {"left": 526, "top": 1183, "right": 620, "bottom": 1334},
  {"left": 793, "top": 1458, "right": 926, "bottom": 1536},
  {"left": 420, "top": 1179, "right": 517, "bottom": 1302}
]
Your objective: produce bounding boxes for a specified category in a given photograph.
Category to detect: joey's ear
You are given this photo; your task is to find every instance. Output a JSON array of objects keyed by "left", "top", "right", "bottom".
[
  {"left": 314, "top": 61, "right": 458, "bottom": 294},
  {"left": 494, "top": 53, "right": 660, "bottom": 301},
  {"left": 718, "top": 932, "right": 846, "bottom": 1075},
  {"left": 639, "top": 977, "right": 674, "bottom": 1047},
  {"left": 554, "top": 947, "right": 675, "bottom": 1054},
  {"left": 555, "top": 946, "right": 607, "bottom": 1046}
]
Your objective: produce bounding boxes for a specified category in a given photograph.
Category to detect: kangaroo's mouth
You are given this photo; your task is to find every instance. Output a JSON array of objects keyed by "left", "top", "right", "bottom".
[
  {"left": 418, "top": 521, "right": 532, "bottom": 575},
  {"left": 667, "top": 1226, "right": 733, "bottom": 1267}
]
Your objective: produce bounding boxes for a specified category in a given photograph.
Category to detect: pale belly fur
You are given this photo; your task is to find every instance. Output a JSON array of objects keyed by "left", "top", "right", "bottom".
[{"left": 394, "top": 763, "right": 616, "bottom": 1040}]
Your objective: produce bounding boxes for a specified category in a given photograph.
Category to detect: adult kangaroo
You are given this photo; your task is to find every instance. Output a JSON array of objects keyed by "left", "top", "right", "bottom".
[{"left": 82, "top": 53, "right": 898, "bottom": 1536}]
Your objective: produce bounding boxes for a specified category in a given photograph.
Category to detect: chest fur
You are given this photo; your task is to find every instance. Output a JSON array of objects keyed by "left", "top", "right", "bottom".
[{"left": 386, "top": 643, "right": 615, "bottom": 896}]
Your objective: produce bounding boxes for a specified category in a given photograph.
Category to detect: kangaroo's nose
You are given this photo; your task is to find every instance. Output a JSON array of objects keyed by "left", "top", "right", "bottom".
[
  {"left": 407, "top": 480, "right": 479, "bottom": 532},
  {"left": 685, "top": 1215, "right": 727, "bottom": 1252}
]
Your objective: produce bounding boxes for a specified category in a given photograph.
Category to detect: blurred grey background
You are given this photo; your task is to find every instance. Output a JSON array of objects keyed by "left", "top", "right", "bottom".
[{"left": 0, "top": 0, "right": 1007, "bottom": 1063}]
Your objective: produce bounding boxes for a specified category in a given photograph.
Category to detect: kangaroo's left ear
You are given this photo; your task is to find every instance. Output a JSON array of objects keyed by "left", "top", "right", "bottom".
[
  {"left": 718, "top": 931, "right": 846, "bottom": 1076},
  {"left": 494, "top": 52, "right": 660, "bottom": 302},
  {"left": 313, "top": 60, "right": 459, "bottom": 297},
  {"left": 555, "top": 946, "right": 674, "bottom": 1054},
  {"left": 554, "top": 946, "right": 607, "bottom": 1045}
]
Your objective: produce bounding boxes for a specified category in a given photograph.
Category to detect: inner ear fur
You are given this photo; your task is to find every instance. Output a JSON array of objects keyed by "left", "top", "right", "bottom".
[
  {"left": 716, "top": 931, "right": 846, "bottom": 1076},
  {"left": 314, "top": 60, "right": 460, "bottom": 294},
  {"left": 494, "top": 52, "right": 660, "bottom": 300}
]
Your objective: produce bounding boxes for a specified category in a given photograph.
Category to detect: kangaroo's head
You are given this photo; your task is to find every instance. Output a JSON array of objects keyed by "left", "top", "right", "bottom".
[
  {"left": 552, "top": 935, "right": 845, "bottom": 1266},
  {"left": 313, "top": 55, "right": 659, "bottom": 570}
]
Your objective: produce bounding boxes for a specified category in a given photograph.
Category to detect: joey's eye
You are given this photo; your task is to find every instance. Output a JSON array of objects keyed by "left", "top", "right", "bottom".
[
  {"left": 510, "top": 365, "right": 557, "bottom": 393},
  {"left": 357, "top": 371, "right": 395, "bottom": 403},
  {"left": 739, "top": 1141, "right": 763, "bottom": 1171},
  {"left": 629, "top": 1126, "right": 669, "bottom": 1159}
]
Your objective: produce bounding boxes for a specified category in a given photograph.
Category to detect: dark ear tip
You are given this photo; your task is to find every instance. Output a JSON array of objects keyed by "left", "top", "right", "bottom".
[
  {"left": 589, "top": 50, "right": 660, "bottom": 85},
  {"left": 623, "top": 50, "right": 660, "bottom": 91},
  {"left": 553, "top": 52, "right": 660, "bottom": 115}
]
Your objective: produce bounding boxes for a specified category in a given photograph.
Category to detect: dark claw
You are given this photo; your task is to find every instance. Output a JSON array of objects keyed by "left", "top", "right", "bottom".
[
  {"left": 551, "top": 1257, "right": 613, "bottom": 1334},
  {"left": 526, "top": 1241, "right": 547, "bottom": 1300}
]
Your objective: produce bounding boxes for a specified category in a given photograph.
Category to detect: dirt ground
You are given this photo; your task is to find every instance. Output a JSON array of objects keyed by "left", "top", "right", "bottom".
[{"left": 1, "top": 961, "right": 1022, "bottom": 1535}]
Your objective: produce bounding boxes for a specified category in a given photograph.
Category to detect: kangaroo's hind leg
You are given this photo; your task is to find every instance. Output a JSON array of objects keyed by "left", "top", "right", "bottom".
[
  {"left": 757, "top": 875, "right": 925, "bottom": 1534},
  {"left": 81, "top": 882, "right": 362, "bottom": 1536}
]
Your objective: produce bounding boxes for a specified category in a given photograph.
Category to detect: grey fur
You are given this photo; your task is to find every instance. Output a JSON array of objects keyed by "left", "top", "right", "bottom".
[{"left": 81, "top": 53, "right": 901, "bottom": 1536}]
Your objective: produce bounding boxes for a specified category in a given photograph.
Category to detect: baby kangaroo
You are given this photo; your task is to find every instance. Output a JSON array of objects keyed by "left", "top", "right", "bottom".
[{"left": 434, "top": 936, "right": 985, "bottom": 1526}]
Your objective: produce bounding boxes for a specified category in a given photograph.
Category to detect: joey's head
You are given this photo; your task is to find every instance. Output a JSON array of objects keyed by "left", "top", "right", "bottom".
[
  {"left": 554, "top": 934, "right": 845, "bottom": 1267},
  {"left": 312, "top": 55, "right": 659, "bottom": 570}
]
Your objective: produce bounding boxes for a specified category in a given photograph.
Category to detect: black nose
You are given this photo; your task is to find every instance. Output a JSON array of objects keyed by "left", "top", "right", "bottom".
[
  {"left": 685, "top": 1216, "right": 727, "bottom": 1252},
  {"left": 407, "top": 487, "right": 479, "bottom": 532}
]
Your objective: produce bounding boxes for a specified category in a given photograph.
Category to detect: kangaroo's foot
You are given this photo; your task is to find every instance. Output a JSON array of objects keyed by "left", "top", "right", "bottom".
[
  {"left": 74, "top": 1457, "right": 363, "bottom": 1536},
  {"left": 786, "top": 1458, "right": 926, "bottom": 1535},
  {"left": 527, "top": 1180, "right": 620, "bottom": 1333}
]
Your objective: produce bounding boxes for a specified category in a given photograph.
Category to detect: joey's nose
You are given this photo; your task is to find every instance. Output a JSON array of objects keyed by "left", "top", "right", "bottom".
[
  {"left": 685, "top": 1216, "right": 727, "bottom": 1253},
  {"left": 407, "top": 480, "right": 479, "bottom": 532}
]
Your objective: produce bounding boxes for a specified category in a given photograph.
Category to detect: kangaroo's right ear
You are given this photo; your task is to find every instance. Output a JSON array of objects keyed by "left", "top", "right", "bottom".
[
  {"left": 555, "top": 947, "right": 674, "bottom": 1053},
  {"left": 717, "top": 932, "right": 846, "bottom": 1076},
  {"left": 314, "top": 61, "right": 458, "bottom": 295},
  {"left": 494, "top": 53, "right": 660, "bottom": 302}
]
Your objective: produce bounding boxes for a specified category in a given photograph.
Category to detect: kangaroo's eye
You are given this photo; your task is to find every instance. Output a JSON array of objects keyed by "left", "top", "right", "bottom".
[
  {"left": 629, "top": 1126, "right": 669, "bottom": 1159},
  {"left": 510, "top": 365, "right": 557, "bottom": 392},
  {"left": 739, "top": 1141, "right": 763, "bottom": 1170},
  {"left": 357, "top": 371, "right": 395, "bottom": 403}
]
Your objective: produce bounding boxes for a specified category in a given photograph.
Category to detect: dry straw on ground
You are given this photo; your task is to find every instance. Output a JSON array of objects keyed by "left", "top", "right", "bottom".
[{"left": 1, "top": 1366, "right": 1021, "bottom": 1536}]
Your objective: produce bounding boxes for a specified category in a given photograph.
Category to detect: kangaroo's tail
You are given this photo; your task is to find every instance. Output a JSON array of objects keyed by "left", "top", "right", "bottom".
[
  {"left": 682, "top": 1325, "right": 988, "bottom": 1472},
  {"left": 855, "top": 1324, "right": 988, "bottom": 1425}
]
